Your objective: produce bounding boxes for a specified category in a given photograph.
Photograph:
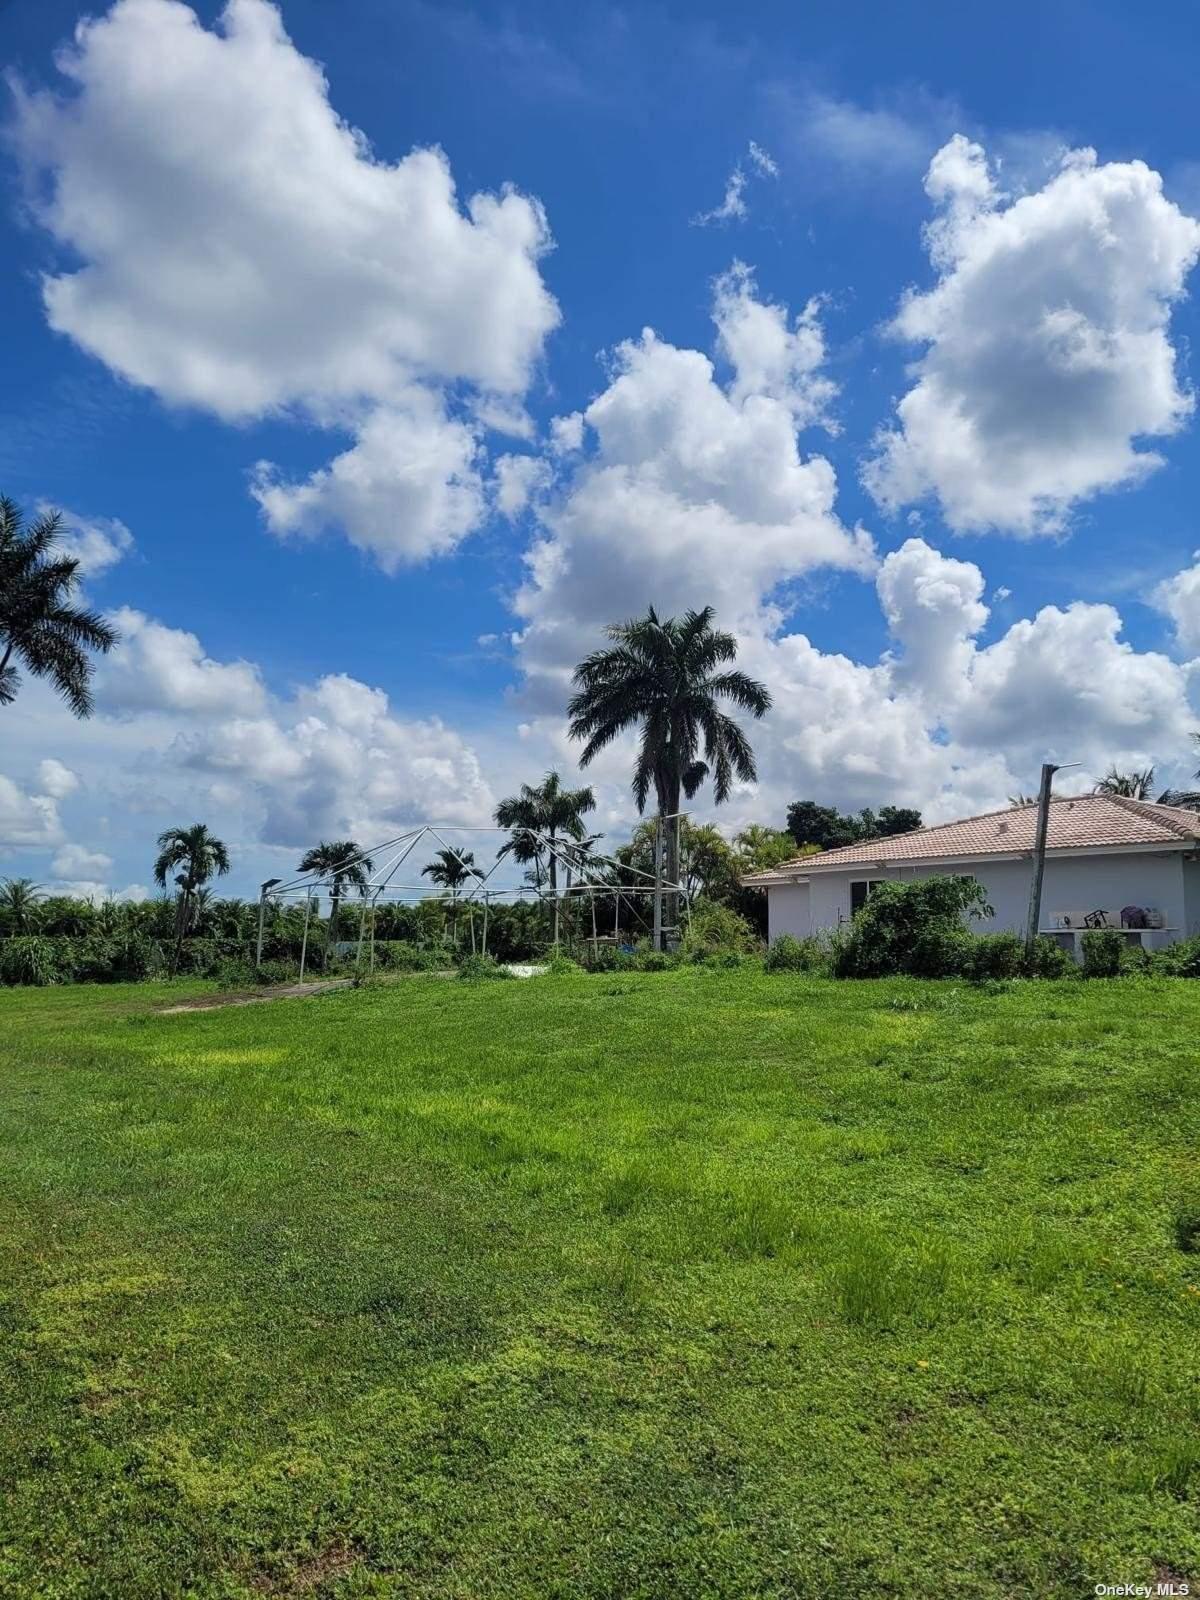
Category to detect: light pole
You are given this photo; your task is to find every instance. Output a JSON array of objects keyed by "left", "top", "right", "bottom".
[
  {"left": 1024, "top": 763, "right": 1079, "bottom": 959},
  {"left": 256, "top": 878, "right": 281, "bottom": 968}
]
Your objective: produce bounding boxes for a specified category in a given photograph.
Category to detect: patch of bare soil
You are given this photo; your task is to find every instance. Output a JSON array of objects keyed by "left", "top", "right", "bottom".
[
  {"left": 158, "top": 980, "right": 354, "bottom": 1014},
  {"left": 251, "top": 1545, "right": 360, "bottom": 1595}
]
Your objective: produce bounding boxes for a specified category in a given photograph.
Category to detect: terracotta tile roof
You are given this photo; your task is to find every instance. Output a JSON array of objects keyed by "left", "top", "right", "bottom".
[{"left": 742, "top": 795, "right": 1200, "bottom": 884}]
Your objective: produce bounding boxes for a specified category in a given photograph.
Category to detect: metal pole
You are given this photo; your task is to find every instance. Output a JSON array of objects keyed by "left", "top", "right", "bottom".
[
  {"left": 355, "top": 893, "right": 369, "bottom": 971},
  {"left": 482, "top": 891, "right": 490, "bottom": 957},
  {"left": 652, "top": 815, "right": 663, "bottom": 951},
  {"left": 1024, "top": 762, "right": 1059, "bottom": 958},
  {"left": 298, "top": 893, "right": 313, "bottom": 981},
  {"left": 255, "top": 879, "right": 280, "bottom": 967}
]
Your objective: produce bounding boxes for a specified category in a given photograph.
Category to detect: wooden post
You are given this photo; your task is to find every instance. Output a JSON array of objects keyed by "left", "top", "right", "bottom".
[{"left": 1024, "top": 762, "right": 1058, "bottom": 959}]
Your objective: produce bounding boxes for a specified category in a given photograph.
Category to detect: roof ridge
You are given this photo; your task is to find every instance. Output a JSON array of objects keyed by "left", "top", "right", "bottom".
[
  {"left": 767, "top": 796, "right": 1044, "bottom": 873},
  {"left": 1107, "top": 793, "right": 1200, "bottom": 839}
]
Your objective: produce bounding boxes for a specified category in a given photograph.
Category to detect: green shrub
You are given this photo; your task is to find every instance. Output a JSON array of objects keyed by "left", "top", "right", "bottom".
[
  {"left": 834, "top": 877, "right": 992, "bottom": 979},
  {"left": 1149, "top": 933, "right": 1200, "bottom": 977},
  {"left": 1025, "top": 935, "right": 1077, "bottom": 979},
  {"left": 547, "top": 953, "right": 582, "bottom": 976},
  {"left": 964, "top": 932, "right": 1026, "bottom": 981},
  {"left": 251, "top": 959, "right": 297, "bottom": 986},
  {"left": 372, "top": 941, "right": 447, "bottom": 973},
  {"left": 763, "top": 933, "right": 828, "bottom": 974},
  {"left": 456, "top": 953, "right": 514, "bottom": 982},
  {"left": 0, "top": 936, "right": 64, "bottom": 987},
  {"left": 908, "top": 927, "right": 972, "bottom": 978},
  {"left": 679, "top": 900, "right": 759, "bottom": 963},
  {"left": 1081, "top": 927, "right": 1123, "bottom": 978},
  {"left": 630, "top": 947, "right": 674, "bottom": 972}
]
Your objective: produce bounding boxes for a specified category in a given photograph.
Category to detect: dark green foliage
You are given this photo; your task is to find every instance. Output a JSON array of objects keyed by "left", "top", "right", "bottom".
[
  {"left": 371, "top": 941, "right": 449, "bottom": 973},
  {"left": 1149, "top": 933, "right": 1200, "bottom": 976},
  {"left": 834, "top": 876, "right": 992, "bottom": 978},
  {"left": 546, "top": 953, "right": 583, "bottom": 976},
  {"left": 763, "top": 933, "right": 828, "bottom": 973},
  {"left": 0, "top": 497, "right": 119, "bottom": 715},
  {"left": 1171, "top": 1203, "right": 1200, "bottom": 1254},
  {"left": 456, "top": 953, "right": 515, "bottom": 981},
  {"left": 678, "top": 898, "right": 758, "bottom": 962},
  {"left": 785, "top": 800, "right": 923, "bottom": 851},
  {"left": 1025, "top": 935, "right": 1077, "bottom": 979},
  {"left": 0, "top": 936, "right": 63, "bottom": 986},
  {"left": 963, "top": 932, "right": 1027, "bottom": 981},
  {"left": 1081, "top": 927, "right": 1124, "bottom": 978}
]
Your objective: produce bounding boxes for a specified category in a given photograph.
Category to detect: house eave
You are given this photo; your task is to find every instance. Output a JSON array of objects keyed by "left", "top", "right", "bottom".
[{"left": 743, "top": 837, "right": 1196, "bottom": 888}]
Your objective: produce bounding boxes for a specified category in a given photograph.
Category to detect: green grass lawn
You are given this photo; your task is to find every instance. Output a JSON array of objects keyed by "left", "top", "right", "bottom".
[{"left": 2, "top": 969, "right": 1199, "bottom": 1598}]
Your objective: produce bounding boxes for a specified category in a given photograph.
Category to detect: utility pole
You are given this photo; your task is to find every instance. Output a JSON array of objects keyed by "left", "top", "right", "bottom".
[{"left": 1024, "top": 763, "right": 1061, "bottom": 958}]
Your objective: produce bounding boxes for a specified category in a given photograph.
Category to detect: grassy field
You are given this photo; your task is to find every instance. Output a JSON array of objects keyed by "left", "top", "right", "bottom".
[{"left": 1, "top": 969, "right": 1199, "bottom": 1598}]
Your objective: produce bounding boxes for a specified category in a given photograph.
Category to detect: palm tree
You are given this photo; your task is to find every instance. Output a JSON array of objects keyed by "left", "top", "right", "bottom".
[
  {"left": 0, "top": 498, "right": 118, "bottom": 715},
  {"left": 421, "top": 847, "right": 483, "bottom": 943},
  {"left": 495, "top": 772, "right": 596, "bottom": 945},
  {"left": 0, "top": 878, "right": 44, "bottom": 935},
  {"left": 567, "top": 606, "right": 771, "bottom": 945},
  {"left": 1094, "top": 766, "right": 1156, "bottom": 799},
  {"left": 152, "top": 824, "right": 231, "bottom": 972},
  {"left": 297, "top": 840, "right": 373, "bottom": 960}
]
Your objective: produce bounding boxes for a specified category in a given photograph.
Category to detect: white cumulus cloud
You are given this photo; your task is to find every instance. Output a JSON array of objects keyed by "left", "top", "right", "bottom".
[
  {"left": 99, "top": 608, "right": 266, "bottom": 716},
  {"left": 14, "top": 0, "right": 560, "bottom": 569},
  {"left": 864, "top": 136, "right": 1200, "bottom": 535},
  {"left": 513, "top": 267, "right": 874, "bottom": 704},
  {"left": 51, "top": 842, "right": 114, "bottom": 877},
  {"left": 1152, "top": 561, "right": 1200, "bottom": 656}
]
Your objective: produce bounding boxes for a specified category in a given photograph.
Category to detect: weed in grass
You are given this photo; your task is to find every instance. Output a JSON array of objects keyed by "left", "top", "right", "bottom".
[
  {"left": 1140, "top": 1440, "right": 1200, "bottom": 1498},
  {"left": 1171, "top": 1203, "right": 1200, "bottom": 1254}
]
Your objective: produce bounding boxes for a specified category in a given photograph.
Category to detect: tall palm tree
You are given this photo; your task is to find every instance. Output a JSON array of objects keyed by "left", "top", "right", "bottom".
[
  {"left": 420, "top": 847, "right": 483, "bottom": 943},
  {"left": 494, "top": 771, "right": 596, "bottom": 944},
  {"left": 567, "top": 606, "right": 770, "bottom": 944},
  {"left": 1094, "top": 766, "right": 1156, "bottom": 800},
  {"left": 0, "top": 498, "right": 118, "bottom": 715},
  {"left": 297, "top": 840, "right": 373, "bottom": 959},
  {"left": 0, "top": 878, "right": 44, "bottom": 935},
  {"left": 152, "top": 824, "right": 231, "bottom": 972}
]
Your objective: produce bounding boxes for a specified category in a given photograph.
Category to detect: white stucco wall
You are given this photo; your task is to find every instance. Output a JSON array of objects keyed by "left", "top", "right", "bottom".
[{"left": 765, "top": 849, "right": 1194, "bottom": 945}]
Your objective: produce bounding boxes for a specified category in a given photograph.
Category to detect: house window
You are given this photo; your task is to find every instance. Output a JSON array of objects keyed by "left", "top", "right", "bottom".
[{"left": 850, "top": 879, "right": 884, "bottom": 915}]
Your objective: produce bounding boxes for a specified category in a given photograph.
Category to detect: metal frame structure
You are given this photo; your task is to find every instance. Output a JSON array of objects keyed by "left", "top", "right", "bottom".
[{"left": 256, "top": 824, "right": 689, "bottom": 972}]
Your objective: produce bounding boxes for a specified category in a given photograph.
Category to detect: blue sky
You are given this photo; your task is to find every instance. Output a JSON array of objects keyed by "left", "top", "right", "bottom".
[{"left": 4, "top": 0, "right": 1200, "bottom": 898}]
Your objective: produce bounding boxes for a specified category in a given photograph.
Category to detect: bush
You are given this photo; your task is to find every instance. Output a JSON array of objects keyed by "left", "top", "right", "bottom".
[
  {"left": 763, "top": 933, "right": 828, "bottom": 974},
  {"left": 1025, "top": 935, "right": 1077, "bottom": 979},
  {"left": 547, "top": 953, "right": 582, "bottom": 976},
  {"left": 1081, "top": 927, "right": 1124, "bottom": 978},
  {"left": 372, "top": 941, "right": 448, "bottom": 973},
  {"left": 1149, "top": 934, "right": 1200, "bottom": 977},
  {"left": 456, "top": 953, "right": 514, "bottom": 982},
  {"left": 963, "top": 932, "right": 1026, "bottom": 981},
  {"left": 0, "top": 937, "right": 64, "bottom": 987},
  {"left": 679, "top": 900, "right": 759, "bottom": 963},
  {"left": 834, "top": 877, "right": 993, "bottom": 979}
]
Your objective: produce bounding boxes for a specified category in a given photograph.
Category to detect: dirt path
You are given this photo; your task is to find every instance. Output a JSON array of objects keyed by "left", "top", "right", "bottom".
[{"left": 157, "top": 980, "right": 355, "bottom": 1014}]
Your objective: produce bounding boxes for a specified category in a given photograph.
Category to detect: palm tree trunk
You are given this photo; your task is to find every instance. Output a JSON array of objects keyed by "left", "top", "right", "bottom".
[
  {"left": 660, "top": 778, "right": 681, "bottom": 949},
  {"left": 170, "top": 887, "right": 191, "bottom": 976},
  {"left": 327, "top": 889, "right": 341, "bottom": 967}
]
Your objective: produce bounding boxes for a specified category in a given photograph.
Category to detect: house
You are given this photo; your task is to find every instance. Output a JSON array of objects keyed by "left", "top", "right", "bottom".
[{"left": 742, "top": 795, "right": 1200, "bottom": 955}]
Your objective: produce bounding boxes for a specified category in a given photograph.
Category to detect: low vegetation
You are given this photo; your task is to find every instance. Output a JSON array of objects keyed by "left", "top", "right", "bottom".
[{"left": 2, "top": 969, "right": 1198, "bottom": 1596}]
